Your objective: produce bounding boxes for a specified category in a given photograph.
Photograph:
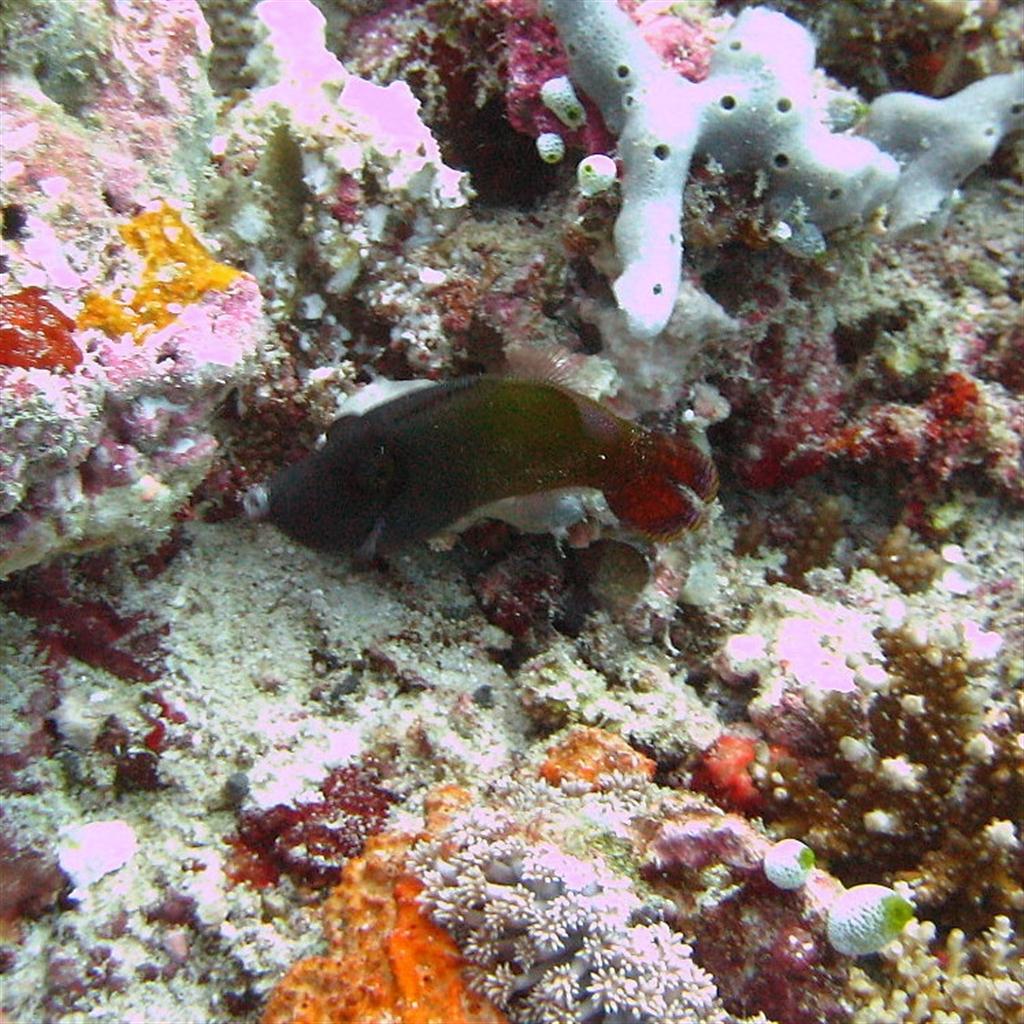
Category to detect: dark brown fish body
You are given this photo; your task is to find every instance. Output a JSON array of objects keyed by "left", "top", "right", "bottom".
[{"left": 261, "top": 376, "right": 717, "bottom": 556}]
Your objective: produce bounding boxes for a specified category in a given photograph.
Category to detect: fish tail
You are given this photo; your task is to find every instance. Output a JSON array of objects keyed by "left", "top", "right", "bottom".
[{"left": 604, "top": 432, "right": 718, "bottom": 541}]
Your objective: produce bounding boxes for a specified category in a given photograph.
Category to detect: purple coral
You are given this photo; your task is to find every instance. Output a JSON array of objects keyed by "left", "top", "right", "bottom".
[{"left": 414, "top": 796, "right": 723, "bottom": 1024}]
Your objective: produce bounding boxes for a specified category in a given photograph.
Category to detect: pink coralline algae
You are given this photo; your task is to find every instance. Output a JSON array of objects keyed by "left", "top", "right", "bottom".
[
  {"left": 486, "top": 0, "right": 608, "bottom": 154},
  {"left": 201, "top": 0, "right": 468, "bottom": 348},
  {"left": 622, "top": 0, "right": 717, "bottom": 83},
  {"left": 0, "top": 272, "right": 265, "bottom": 576},
  {"left": 1, "top": 1, "right": 216, "bottom": 273},
  {"left": 0, "top": 1, "right": 266, "bottom": 577}
]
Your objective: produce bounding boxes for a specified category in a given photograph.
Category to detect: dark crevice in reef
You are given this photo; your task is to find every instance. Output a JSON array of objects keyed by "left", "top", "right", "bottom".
[
  {"left": 333, "top": 2, "right": 562, "bottom": 209},
  {"left": 437, "top": 95, "right": 563, "bottom": 209}
]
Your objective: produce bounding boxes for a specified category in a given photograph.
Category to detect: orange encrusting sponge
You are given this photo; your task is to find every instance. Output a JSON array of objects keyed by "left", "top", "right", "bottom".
[
  {"left": 538, "top": 726, "right": 656, "bottom": 789},
  {"left": 77, "top": 203, "right": 241, "bottom": 342},
  {"left": 262, "top": 829, "right": 508, "bottom": 1024}
]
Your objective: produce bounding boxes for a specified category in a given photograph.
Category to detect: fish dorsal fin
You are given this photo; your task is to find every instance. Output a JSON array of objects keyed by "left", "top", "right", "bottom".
[{"left": 503, "top": 344, "right": 617, "bottom": 402}]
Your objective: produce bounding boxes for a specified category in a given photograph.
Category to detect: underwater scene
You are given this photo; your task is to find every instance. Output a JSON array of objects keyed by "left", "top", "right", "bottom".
[{"left": 1, "top": 0, "right": 1022, "bottom": 1021}]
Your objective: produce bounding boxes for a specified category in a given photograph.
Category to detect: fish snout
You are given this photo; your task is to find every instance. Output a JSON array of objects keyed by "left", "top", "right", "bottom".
[{"left": 242, "top": 483, "right": 270, "bottom": 521}]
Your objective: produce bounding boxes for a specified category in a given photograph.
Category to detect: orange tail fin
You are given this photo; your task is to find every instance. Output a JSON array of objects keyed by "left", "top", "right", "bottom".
[{"left": 604, "top": 433, "right": 718, "bottom": 541}]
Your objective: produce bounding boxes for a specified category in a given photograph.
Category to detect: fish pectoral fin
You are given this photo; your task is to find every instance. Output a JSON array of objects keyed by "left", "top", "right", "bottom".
[{"left": 354, "top": 516, "right": 387, "bottom": 564}]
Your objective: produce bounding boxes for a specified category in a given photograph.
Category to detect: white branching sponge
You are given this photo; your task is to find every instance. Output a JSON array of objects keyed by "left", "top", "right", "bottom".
[
  {"left": 827, "top": 883, "right": 914, "bottom": 956},
  {"left": 413, "top": 799, "right": 722, "bottom": 1024},
  {"left": 544, "top": 0, "right": 1022, "bottom": 340},
  {"left": 863, "top": 71, "right": 1024, "bottom": 234},
  {"left": 544, "top": 0, "right": 701, "bottom": 339},
  {"left": 697, "top": 9, "right": 899, "bottom": 233}
]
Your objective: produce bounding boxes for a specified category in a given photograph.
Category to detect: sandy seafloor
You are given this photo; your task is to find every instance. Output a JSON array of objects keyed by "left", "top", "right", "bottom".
[
  {"left": 1, "top": 0, "right": 1023, "bottom": 1022},
  {"left": 1, "top": 473, "right": 1021, "bottom": 1023},
  {"left": 0, "top": 519, "right": 537, "bottom": 1022}
]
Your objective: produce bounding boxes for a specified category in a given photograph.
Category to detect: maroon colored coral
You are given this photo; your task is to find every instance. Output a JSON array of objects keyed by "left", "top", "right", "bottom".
[
  {"left": 829, "top": 369, "right": 1022, "bottom": 501},
  {"left": 0, "top": 831, "right": 66, "bottom": 927},
  {"left": 0, "top": 561, "right": 168, "bottom": 683},
  {"left": 641, "top": 810, "right": 850, "bottom": 1024},
  {"left": 228, "top": 762, "right": 398, "bottom": 888}
]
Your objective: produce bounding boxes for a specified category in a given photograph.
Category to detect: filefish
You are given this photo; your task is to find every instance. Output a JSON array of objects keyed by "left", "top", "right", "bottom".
[{"left": 247, "top": 376, "right": 717, "bottom": 559}]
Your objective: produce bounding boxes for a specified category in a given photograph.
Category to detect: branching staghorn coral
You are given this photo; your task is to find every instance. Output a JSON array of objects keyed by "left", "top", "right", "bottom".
[
  {"left": 757, "top": 616, "right": 1023, "bottom": 934},
  {"left": 846, "top": 915, "right": 1023, "bottom": 1024}
]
